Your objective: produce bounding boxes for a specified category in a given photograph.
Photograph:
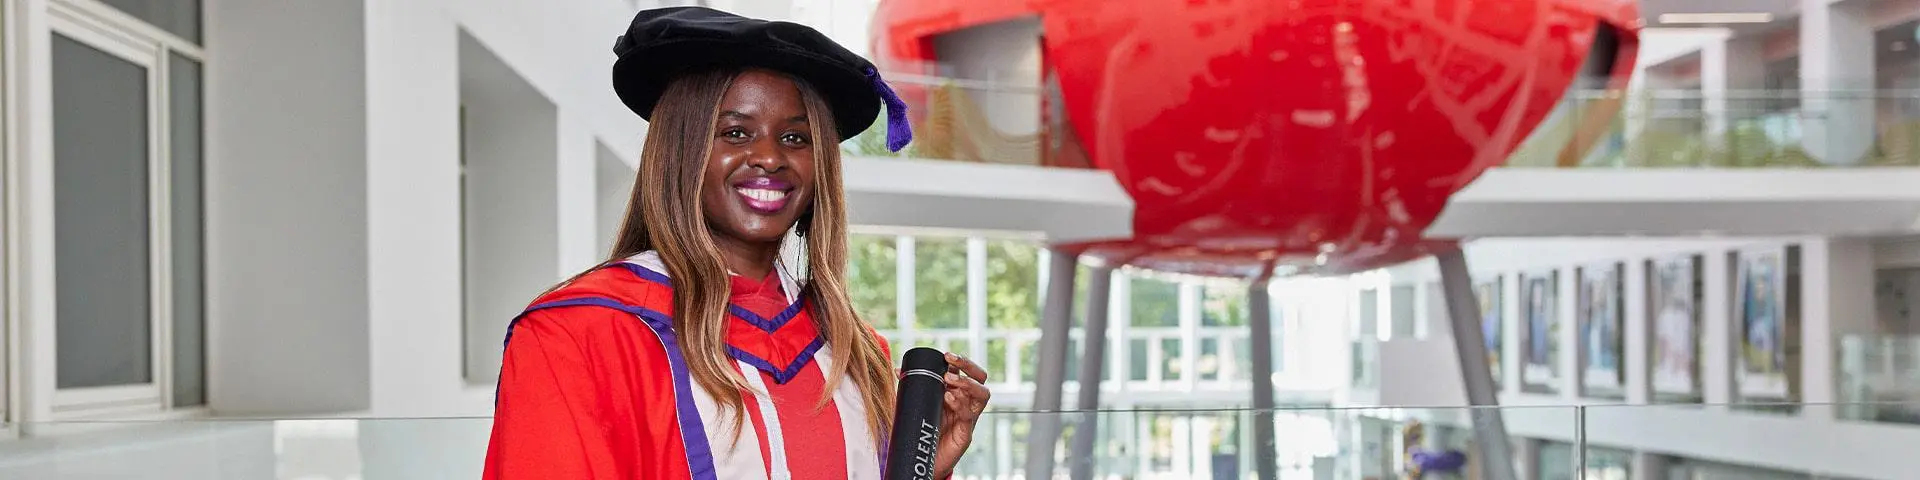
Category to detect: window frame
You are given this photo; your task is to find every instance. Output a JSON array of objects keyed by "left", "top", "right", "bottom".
[
  {"left": 30, "top": 0, "right": 206, "bottom": 420},
  {"left": 0, "top": 0, "right": 16, "bottom": 435}
]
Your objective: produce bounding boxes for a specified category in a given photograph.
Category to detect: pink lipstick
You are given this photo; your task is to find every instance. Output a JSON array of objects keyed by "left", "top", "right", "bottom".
[{"left": 734, "top": 177, "right": 794, "bottom": 213}]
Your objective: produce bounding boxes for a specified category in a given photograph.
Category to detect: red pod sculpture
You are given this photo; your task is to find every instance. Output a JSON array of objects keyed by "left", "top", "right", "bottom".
[{"left": 874, "top": 0, "right": 1641, "bottom": 277}]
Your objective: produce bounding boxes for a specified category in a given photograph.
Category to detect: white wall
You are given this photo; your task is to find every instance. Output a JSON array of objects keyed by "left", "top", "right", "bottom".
[
  {"left": 364, "top": 0, "right": 639, "bottom": 418},
  {"left": 595, "top": 143, "right": 635, "bottom": 259},
  {"left": 789, "top": 0, "right": 879, "bottom": 58},
  {"left": 199, "top": 0, "right": 1132, "bottom": 420},
  {"left": 457, "top": 31, "right": 561, "bottom": 385},
  {"left": 1365, "top": 236, "right": 1911, "bottom": 478},
  {"left": 206, "top": 0, "right": 372, "bottom": 415},
  {"left": 931, "top": 18, "right": 1043, "bottom": 135}
]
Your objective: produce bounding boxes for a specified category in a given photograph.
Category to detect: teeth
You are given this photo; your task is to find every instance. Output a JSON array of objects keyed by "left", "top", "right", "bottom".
[{"left": 736, "top": 187, "right": 789, "bottom": 203}]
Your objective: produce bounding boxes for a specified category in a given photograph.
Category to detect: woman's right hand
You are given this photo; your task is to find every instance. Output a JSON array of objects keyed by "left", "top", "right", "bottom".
[{"left": 931, "top": 353, "right": 990, "bottom": 479}]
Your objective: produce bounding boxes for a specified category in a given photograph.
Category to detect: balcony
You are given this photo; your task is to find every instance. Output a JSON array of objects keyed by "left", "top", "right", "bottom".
[
  {"left": 1433, "top": 88, "right": 1920, "bottom": 238},
  {"left": 1503, "top": 88, "right": 1920, "bottom": 169},
  {"left": 839, "top": 70, "right": 1920, "bottom": 239}
]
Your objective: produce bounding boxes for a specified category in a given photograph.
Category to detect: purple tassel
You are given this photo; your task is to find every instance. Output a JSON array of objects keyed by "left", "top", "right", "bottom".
[
  {"left": 1412, "top": 449, "right": 1468, "bottom": 472},
  {"left": 865, "top": 68, "right": 913, "bottom": 152}
]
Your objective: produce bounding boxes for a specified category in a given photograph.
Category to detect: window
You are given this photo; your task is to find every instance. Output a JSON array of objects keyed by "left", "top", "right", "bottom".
[
  {"left": 983, "top": 239, "right": 1038, "bottom": 379},
  {"left": 458, "top": 31, "right": 562, "bottom": 384},
  {"left": 45, "top": 0, "right": 205, "bottom": 413},
  {"left": 1201, "top": 284, "right": 1246, "bottom": 382},
  {"left": 847, "top": 234, "right": 899, "bottom": 329},
  {"left": 98, "top": 0, "right": 200, "bottom": 43},
  {"left": 1129, "top": 277, "right": 1179, "bottom": 382},
  {"left": 912, "top": 236, "right": 968, "bottom": 330}
]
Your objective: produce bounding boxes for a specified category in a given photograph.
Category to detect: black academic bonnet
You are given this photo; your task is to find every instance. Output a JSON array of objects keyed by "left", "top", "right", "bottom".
[{"left": 612, "top": 6, "right": 912, "bottom": 151}]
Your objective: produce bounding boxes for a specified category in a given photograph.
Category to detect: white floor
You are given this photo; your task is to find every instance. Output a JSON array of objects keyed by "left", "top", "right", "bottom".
[{"left": 0, "top": 418, "right": 490, "bottom": 480}]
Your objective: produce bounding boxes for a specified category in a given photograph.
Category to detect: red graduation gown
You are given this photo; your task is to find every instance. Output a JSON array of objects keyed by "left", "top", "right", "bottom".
[{"left": 484, "top": 253, "right": 888, "bottom": 479}]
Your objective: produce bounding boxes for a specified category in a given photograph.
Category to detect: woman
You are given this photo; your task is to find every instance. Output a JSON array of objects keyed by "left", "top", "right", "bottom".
[{"left": 484, "top": 7, "right": 990, "bottom": 479}]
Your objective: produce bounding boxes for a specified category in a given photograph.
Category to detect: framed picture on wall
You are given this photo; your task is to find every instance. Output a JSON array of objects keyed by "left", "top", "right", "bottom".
[
  {"left": 1520, "top": 270, "right": 1560, "bottom": 393},
  {"left": 1578, "top": 262, "right": 1626, "bottom": 397},
  {"left": 1649, "top": 254, "right": 1703, "bottom": 400},
  {"left": 1734, "top": 245, "right": 1799, "bottom": 402},
  {"left": 1477, "top": 277, "right": 1504, "bottom": 388}
]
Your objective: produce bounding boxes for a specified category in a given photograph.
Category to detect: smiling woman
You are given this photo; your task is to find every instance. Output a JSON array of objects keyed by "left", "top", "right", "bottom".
[
  {"left": 699, "top": 69, "right": 821, "bottom": 279},
  {"left": 483, "top": 7, "right": 989, "bottom": 480}
]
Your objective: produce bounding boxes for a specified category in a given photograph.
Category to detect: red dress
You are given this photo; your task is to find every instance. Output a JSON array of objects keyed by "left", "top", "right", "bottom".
[{"left": 484, "top": 252, "right": 887, "bottom": 479}]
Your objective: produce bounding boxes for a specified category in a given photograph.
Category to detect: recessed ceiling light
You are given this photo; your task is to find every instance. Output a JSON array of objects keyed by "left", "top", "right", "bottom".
[{"left": 1658, "top": 13, "right": 1774, "bottom": 24}]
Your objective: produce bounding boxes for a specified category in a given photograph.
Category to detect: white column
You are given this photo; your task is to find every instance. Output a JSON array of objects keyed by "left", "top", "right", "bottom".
[
  {"left": 554, "top": 117, "right": 598, "bottom": 274},
  {"left": 1503, "top": 271, "right": 1524, "bottom": 398},
  {"left": 1180, "top": 282, "right": 1201, "bottom": 391},
  {"left": 996, "top": 419, "right": 1014, "bottom": 475},
  {"left": 966, "top": 238, "right": 988, "bottom": 361},
  {"left": 211, "top": 0, "right": 376, "bottom": 415},
  {"left": 896, "top": 236, "right": 916, "bottom": 334},
  {"left": 1111, "top": 276, "right": 1133, "bottom": 396},
  {"left": 1622, "top": 260, "right": 1652, "bottom": 404},
  {"left": 593, "top": 144, "right": 634, "bottom": 258},
  {"left": 1800, "top": 0, "right": 1877, "bottom": 165},
  {"left": 1700, "top": 35, "right": 1764, "bottom": 150},
  {"left": 1800, "top": 238, "right": 1878, "bottom": 419},
  {"left": 1559, "top": 267, "right": 1580, "bottom": 398},
  {"left": 1702, "top": 250, "right": 1736, "bottom": 407}
]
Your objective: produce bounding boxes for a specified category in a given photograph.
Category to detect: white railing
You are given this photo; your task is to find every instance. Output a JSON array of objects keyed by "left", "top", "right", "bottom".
[{"left": 879, "top": 327, "right": 1336, "bottom": 407}]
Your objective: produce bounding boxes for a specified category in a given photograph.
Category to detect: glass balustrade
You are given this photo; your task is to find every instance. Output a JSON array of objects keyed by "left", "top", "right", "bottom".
[
  {"left": 1839, "top": 335, "right": 1920, "bottom": 425},
  {"left": 877, "top": 327, "right": 1340, "bottom": 399},
  {"left": 844, "top": 67, "right": 1920, "bottom": 170},
  {"left": 843, "top": 64, "right": 1053, "bottom": 167},
  {"left": 2, "top": 403, "right": 1915, "bottom": 478},
  {"left": 1509, "top": 85, "right": 1920, "bottom": 169}
]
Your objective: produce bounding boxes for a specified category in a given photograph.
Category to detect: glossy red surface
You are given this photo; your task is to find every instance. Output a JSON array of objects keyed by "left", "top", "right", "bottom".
[{"left": 874, "top": 0, "right": 1640, "bottom": 277}]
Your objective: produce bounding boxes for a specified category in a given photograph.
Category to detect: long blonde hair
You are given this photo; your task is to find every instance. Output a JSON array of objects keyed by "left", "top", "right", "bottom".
[{"left": 588, "top": 68, "right": 896, "bottom": 442}]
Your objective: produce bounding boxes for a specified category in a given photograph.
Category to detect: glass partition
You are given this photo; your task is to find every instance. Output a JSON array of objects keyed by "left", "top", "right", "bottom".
[
  {"left": 845, "top": 67, "right": 1920, "bottom": 170},
  {"left": 1839, "top": 335, "right": 1920, "bottom": 424},
  {"left": 1503, "top": 82, "right": 1919, "bottom": 169},
  {"left": 6, "top": 404, "right": 1918, "bottom": 478},
  {"left": 844, "top": 67, "right": 1048, "bottom": 167}
]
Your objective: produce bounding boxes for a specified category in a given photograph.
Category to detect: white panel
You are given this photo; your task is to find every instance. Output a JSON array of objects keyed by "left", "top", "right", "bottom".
[
  {"left": 1799, "top": 0, "right": 1876, "bottom": 165},
  {"left": 842, "top": 157, "right": 1133, "bottom": 243},
  {"left": 363, "top": 0, "right": 466, "bottom": 418},
  {"left": 554, "top": 116, "right": 597, "bottom": 276},
  {"left": 1435, "top": 169, "right": 1920, "bottom": 238},
  {"left": 594, "top": 144, "right": 634, "bottom": 259},
  {"left": 205, "top": 0, "right": 371, "bottom": 415}
]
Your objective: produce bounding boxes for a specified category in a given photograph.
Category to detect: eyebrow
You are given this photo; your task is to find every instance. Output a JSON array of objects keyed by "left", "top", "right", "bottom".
[{"left": 718, "top": 110, "right": 808, "bottom": 123}]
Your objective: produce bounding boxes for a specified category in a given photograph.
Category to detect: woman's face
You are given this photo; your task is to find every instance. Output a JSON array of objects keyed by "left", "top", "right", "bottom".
[{"left": 701, "top": 69, "right": 817, "bottom": 248}]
